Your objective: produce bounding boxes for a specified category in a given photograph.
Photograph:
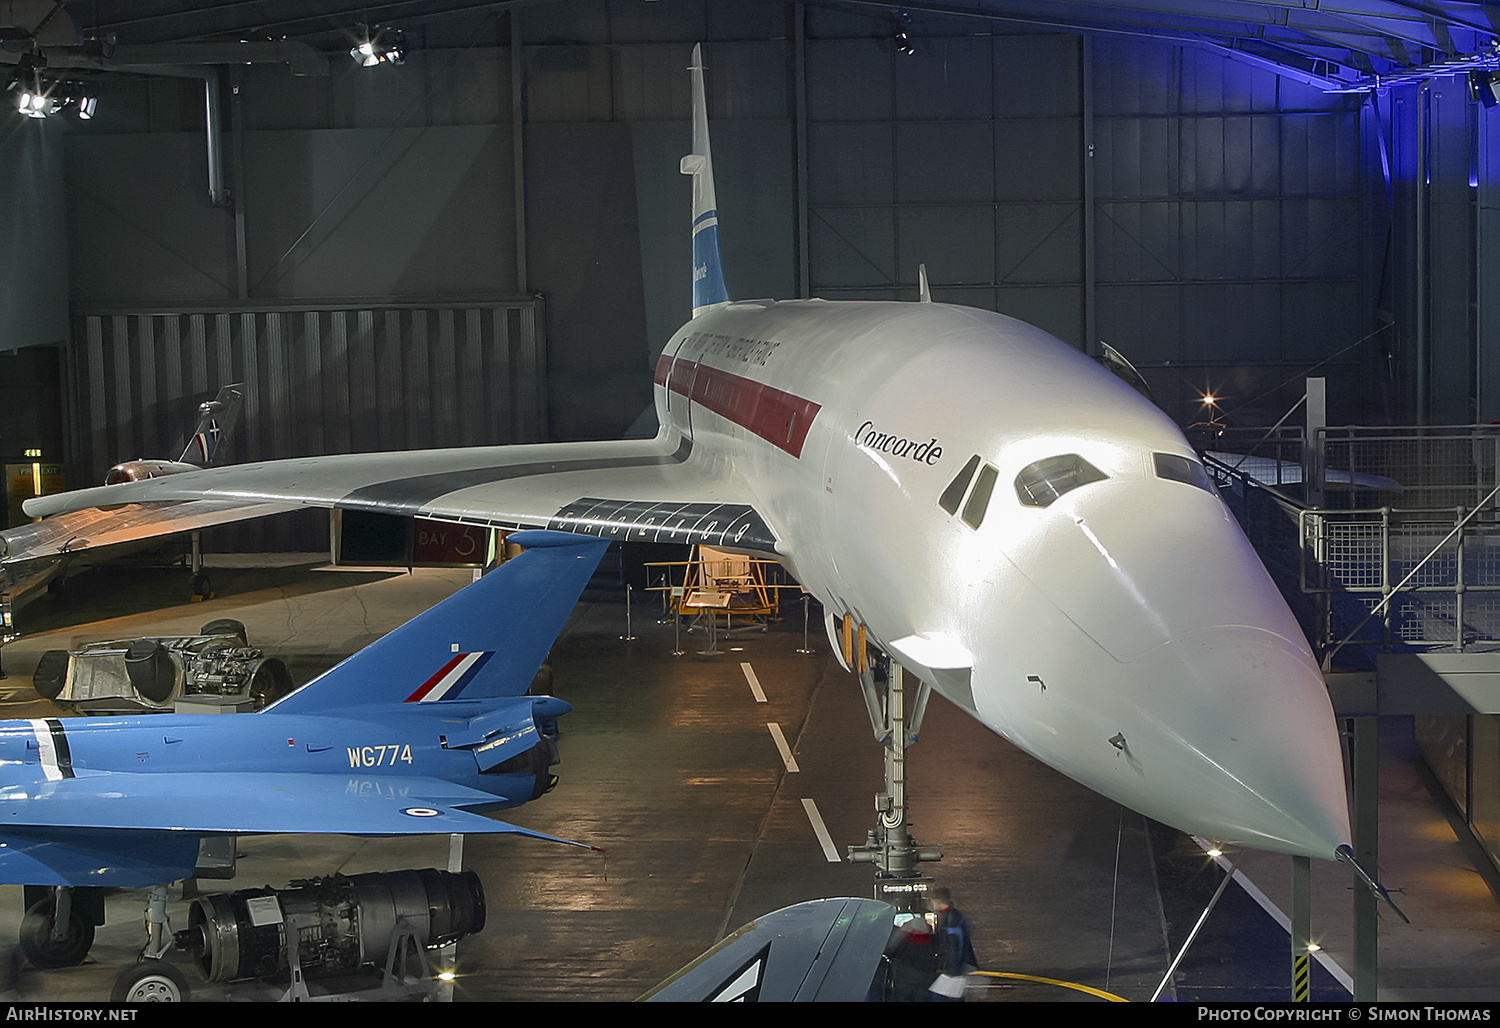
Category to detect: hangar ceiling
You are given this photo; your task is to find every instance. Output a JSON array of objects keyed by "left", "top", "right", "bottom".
[
  {"left": 1, "top": 0, "right": 1495, "bottom": 495},
  {"left": 830, "top": 1, "right": 1500, "bottom": 89},
  {"left": 3, "top": 1, "right": 1498, "bottom": 92}
]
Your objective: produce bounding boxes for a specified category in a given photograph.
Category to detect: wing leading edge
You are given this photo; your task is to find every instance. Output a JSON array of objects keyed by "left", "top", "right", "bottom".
[
  {"left": 22, "top": 433, "right": 779, "bottom": 555},
  {"left": 2, "top": 498, "right": 302, "bottom": 565}
]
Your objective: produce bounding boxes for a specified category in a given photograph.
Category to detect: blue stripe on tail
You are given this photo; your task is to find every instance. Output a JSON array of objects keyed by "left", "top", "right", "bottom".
[{"left": 692, "top": 212, "right": 731, "bottom": 314}]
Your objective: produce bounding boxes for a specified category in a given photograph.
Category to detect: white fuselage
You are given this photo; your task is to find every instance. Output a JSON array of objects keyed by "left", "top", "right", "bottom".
[
  {"left": 654, "top": 298, "right": 1350, "bottom": 859},
  {"left": 15, "top": 294, "right": 1352, "bottom": 860}
]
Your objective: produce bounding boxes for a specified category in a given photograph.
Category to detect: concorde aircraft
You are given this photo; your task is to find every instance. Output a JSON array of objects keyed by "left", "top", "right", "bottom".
[
  {"left": 0, "top": 530, "right": 605, "bottom": 971},
  {"left": 24, "top": 46, "right": 1352, "bottom": 862}
]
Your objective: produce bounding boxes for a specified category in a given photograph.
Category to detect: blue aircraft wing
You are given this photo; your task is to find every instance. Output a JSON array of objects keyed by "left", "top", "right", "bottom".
[
  {"left": 0, "top": 828, "right": 205, "bottom": 888},
  {"left": 0, "top": 772, "right": 582, "bottom": 887},
  {"left": 0, "top": 771, "right": 576, "bottom": 841}
]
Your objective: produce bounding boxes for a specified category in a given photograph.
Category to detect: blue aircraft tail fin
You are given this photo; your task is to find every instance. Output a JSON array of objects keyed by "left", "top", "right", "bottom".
[
  {"left": 681, "top": 43, "right": 731, "bottom": 318},
  {"left": 265, "top": 531, "right": 608, "bottom": 715}
]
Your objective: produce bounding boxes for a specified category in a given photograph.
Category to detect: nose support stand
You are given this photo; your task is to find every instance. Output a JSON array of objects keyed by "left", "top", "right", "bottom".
[{"left": 846, "top": 654, "right": 943, "bottom": 883}]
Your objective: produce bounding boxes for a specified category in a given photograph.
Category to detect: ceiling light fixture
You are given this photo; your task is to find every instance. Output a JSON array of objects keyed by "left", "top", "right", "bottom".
[
  {"left": 6, "top": 50, "right": 98, "bottom": 120},
  {"left": 351, "top": 27, "right": 405, "bottom": 68},
  {"left": 895, "top": 12, "right": 916, "bottom": 57}
]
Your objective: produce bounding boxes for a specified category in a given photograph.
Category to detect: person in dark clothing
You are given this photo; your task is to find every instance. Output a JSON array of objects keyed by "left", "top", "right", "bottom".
[{"left": 927, "top": 887, "right": 977, "bottom": 1001}]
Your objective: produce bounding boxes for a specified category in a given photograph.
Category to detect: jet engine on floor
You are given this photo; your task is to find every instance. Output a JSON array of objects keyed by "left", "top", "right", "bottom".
[{"left": 175, "top": 868, "right": 486, "bottom": 985}]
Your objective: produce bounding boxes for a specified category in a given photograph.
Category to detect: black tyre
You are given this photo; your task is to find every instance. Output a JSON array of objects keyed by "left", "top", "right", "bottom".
[
  {"left": 112, "top": 959, "right": 190, "bottom": 1002},
  {"left": 31, "top": 651, "right": 71, "bottom": 701},
  {"left": 18, "top": 896, "right": 94, "bottom": 970},
  {"left": 198, "top": 618, "right": 247, "bottom": 646}
]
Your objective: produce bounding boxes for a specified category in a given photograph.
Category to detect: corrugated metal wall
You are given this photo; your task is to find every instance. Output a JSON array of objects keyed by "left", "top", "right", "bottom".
[
  {"left": 802, "top": 28, "right": 1365, "bottom": 427},
  {"left": 805, "top": 32, "right": 1086, "bottom": 342},
  {"left": 1091, "top": 40, "right": 1365, "bottom": 427},
  {"left": 72, "top": 298, "right": 544, "bottom": 548}
]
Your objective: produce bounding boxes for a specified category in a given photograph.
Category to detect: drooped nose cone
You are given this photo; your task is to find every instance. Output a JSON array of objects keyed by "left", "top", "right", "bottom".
[
  {"left": 1126, "top": 625, "right": 1351, "bottom": 858},
  {"left": 1010, "top": 478, "right": 1351, "bottom": 859}
]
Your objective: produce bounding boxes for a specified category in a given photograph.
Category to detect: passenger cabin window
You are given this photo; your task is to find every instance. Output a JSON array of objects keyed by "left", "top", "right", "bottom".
[
  {"left": 1153, "top": 453, "right": 1216, "bottom": 495},
  {"left": 1014, "top": 454, "right": 1107, "bottom": 508}
]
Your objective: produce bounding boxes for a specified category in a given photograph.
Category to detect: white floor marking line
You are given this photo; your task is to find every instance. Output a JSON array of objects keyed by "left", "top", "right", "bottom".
[
  {"left": 802, "top": 798, "right": 841, "bottom": 862},
  {"left": 768, "top": 722, "right": 799, "bottom": 772},
  {"left": 741, "top": 662, "right": 767, "bottom": 703}
]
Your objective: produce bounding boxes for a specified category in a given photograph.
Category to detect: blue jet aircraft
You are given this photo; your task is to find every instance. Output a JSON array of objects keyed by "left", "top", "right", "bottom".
[{"left": 0, "top": 529, "right": 607, "bottom": 972}]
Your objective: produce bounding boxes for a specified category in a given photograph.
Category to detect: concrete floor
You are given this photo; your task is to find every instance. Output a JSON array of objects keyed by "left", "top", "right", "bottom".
[{"left": 0, "top": 553, "right": 1497, "bottom": 1003}]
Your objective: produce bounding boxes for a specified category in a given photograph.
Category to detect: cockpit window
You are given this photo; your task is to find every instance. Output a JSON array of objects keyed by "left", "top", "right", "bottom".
[
  {"left": 938, "top": 455, "right": 981, "bottom": 515},
  {"left": 1014, "top": 454, "right": 1107, "bottom": 508},
  {"left": 1153, "top": 452, "right": 1216, "bottom": 494},
  {"left": 962, "top": 463, "right": 999, "bottom": 528}
]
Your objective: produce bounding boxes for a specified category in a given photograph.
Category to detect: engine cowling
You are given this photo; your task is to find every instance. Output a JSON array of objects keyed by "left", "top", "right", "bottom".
[{"left": 103, "top": 459, "right": 200, "bottom": 485}]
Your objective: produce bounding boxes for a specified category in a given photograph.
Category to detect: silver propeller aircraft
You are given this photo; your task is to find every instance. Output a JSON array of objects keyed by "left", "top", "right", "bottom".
[
  {"left": 25, "top": 46, "right": 1350, "bottom": 862},
  {"left": 1, "top": 384, "right": 300, "bottom": 609}
]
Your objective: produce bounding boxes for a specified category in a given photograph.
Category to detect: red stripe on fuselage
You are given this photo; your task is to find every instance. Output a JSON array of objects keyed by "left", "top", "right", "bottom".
[{"left": 660, "top": 358, "right": 820, "bottom": 458}]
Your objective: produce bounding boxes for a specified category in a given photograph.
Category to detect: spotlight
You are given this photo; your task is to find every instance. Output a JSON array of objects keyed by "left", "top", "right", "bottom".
[
  {"left": 351, "top": 28, "right": 405, "bottom": 68},
  {"left": 7, "top": 50, "right": 50, "bottom": 117},
  {"left": 7, "top": 51, "right": 98, "bottom": 121},
  {"left": 16, "top": 87, "right": 51, "bottom": 118},
  {"left": 14, "top": 80, "right": 98, "bottom": 120},
  {"left": 52, "top": 81, "right": 97, "bottom": 120},
  {"left": 895, "top": 12, "right": 916, "bottom": 56}
]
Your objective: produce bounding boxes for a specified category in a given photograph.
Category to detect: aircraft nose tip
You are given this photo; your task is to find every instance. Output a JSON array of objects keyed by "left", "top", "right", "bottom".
[{"left": 1140, "top": 625, "right": 1351, "bottom": 859}]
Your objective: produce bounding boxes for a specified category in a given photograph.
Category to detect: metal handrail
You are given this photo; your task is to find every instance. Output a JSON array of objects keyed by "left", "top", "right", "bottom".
[{"left": 1204, "top": 437, "right": 1500, "bottom": 660}]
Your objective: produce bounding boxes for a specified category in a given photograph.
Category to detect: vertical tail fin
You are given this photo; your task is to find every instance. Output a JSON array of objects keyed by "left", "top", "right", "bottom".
[
  {"left": 264, "top": 531, "right": 609, "bottom": 715},
  {"left": 681, "top": 43, "right": 731, "bottom": 318},
  {"left": 178, "top": 384, "right": 244, "bottom": 466}
]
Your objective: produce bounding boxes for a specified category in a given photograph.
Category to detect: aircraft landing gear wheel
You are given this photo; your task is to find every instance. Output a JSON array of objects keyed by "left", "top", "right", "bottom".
[
  {"left": 112, "top": 959, "right": 190, "bottom": 1002},
  {"left": 19, "top": 896, "right": 95, "bottom": 969},
  {"left": 190, "top": 574, "right": 214, "bottom": 602}
]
